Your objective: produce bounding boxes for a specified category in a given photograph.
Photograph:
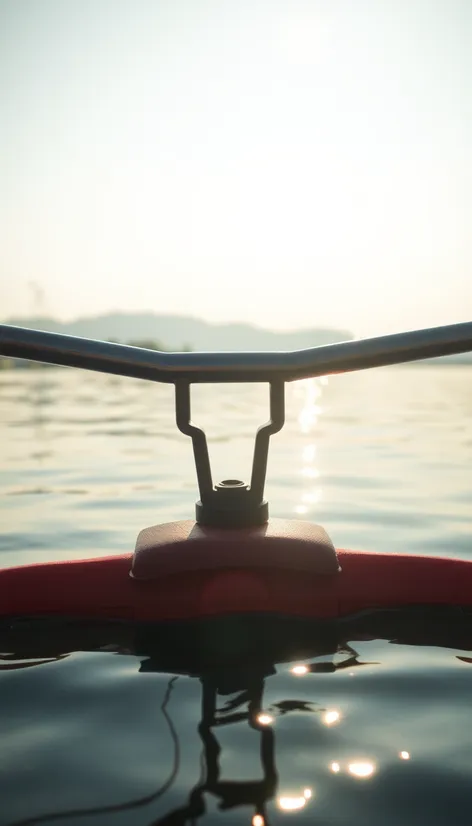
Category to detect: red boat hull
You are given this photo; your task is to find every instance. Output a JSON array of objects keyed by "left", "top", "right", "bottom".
[{"left": 1, "top": 519, "right": 471, "bottom": 621}]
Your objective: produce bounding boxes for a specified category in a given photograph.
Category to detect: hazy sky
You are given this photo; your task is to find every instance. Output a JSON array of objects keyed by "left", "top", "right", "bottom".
[{"left": 1, "top": 0, "right": 471, "bottom": 336}]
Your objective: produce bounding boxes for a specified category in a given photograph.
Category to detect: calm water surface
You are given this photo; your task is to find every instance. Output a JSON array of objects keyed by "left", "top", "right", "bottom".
[{"left": 0, "top": 365, "right": 471, "bottom": 825}]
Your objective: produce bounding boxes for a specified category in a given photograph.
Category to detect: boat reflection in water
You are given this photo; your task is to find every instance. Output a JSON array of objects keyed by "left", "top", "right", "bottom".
[
  {"left": 150, "top": 669, "right": 278, "bottom": 824},
  {"left": 3, "top": 607, "right": 470, "bottom": 825},
  {"left": 1, "top": 618, "right": 376, "bottom": 826},
  {"left": 137, "top": 641, "right": 376, "bottom": 824}
]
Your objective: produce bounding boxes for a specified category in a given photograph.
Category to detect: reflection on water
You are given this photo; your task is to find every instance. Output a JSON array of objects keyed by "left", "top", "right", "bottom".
[
  {"left": 291, "top": 664, "right": 309, "bottom": 676},
  {"left": 347, "top": 761, "right": 376, "bottom": 779},
  {"left": 277, "top": 787, "right": 312, "bottom": 811},
  {"left": 296, "top": 378, "right": 323, "bottom": 434},
  {"left": 322, "top": 709, "right": 341, "bottom": 726},
  {"left": 329, "top": 760, "right": 377, "bottom": 779},
  {"left": 1, "top": 612, "right": 472, "bottom": 825},
  {"left": 294, "top": 378, "right": 324, "bottom": 516},
  {"left": 257, "top": 713, "right": 274, "bottom": 727}
]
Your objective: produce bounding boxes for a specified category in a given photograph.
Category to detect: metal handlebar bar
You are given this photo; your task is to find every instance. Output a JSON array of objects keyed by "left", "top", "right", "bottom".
[{"left": 1, "top": 321, "right": 471, "bottom": 384}]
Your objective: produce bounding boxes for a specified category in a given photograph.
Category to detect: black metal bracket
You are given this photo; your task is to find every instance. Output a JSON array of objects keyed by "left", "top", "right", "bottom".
[{"left": 175, "top": 380, "right": 285, "bottom": 528}]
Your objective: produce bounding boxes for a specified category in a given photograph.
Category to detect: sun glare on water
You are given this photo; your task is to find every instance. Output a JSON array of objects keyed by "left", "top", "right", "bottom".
[
  {"left": 291, "top": 664, "right": 309, "bottom": 676},
  {"left": 294, "top": 378, "right": 325, "bottom": 515},
  {"left": 322, "top": 709, "right": 341, "bottom": 726},
  {"left": 278, "top": 788, "right": 313, "bottom": 811}
]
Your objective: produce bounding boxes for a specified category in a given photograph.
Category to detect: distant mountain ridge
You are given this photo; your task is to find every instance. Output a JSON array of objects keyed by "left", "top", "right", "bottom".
[{"left": 3, "top": 312, "right": 353, "bottom": 351}]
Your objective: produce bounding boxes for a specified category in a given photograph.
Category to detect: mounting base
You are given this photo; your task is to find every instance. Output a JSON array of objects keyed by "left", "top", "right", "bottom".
[{"left": 131, "top": 518, "right": 340, "bottom": 580}]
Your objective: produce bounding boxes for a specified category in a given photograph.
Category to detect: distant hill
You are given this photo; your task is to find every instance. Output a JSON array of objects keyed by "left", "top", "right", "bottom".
[{"left": 2, "top": 312, "right": 353, "bottom": 351}]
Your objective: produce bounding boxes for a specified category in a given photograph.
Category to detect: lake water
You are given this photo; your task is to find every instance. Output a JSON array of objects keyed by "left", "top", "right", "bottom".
[
  {"left": 1, "top": 365, "right": 471, "bottom": 565},
  {"left": 0, "top": 365, "right": 471, "bottom": 825}
]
